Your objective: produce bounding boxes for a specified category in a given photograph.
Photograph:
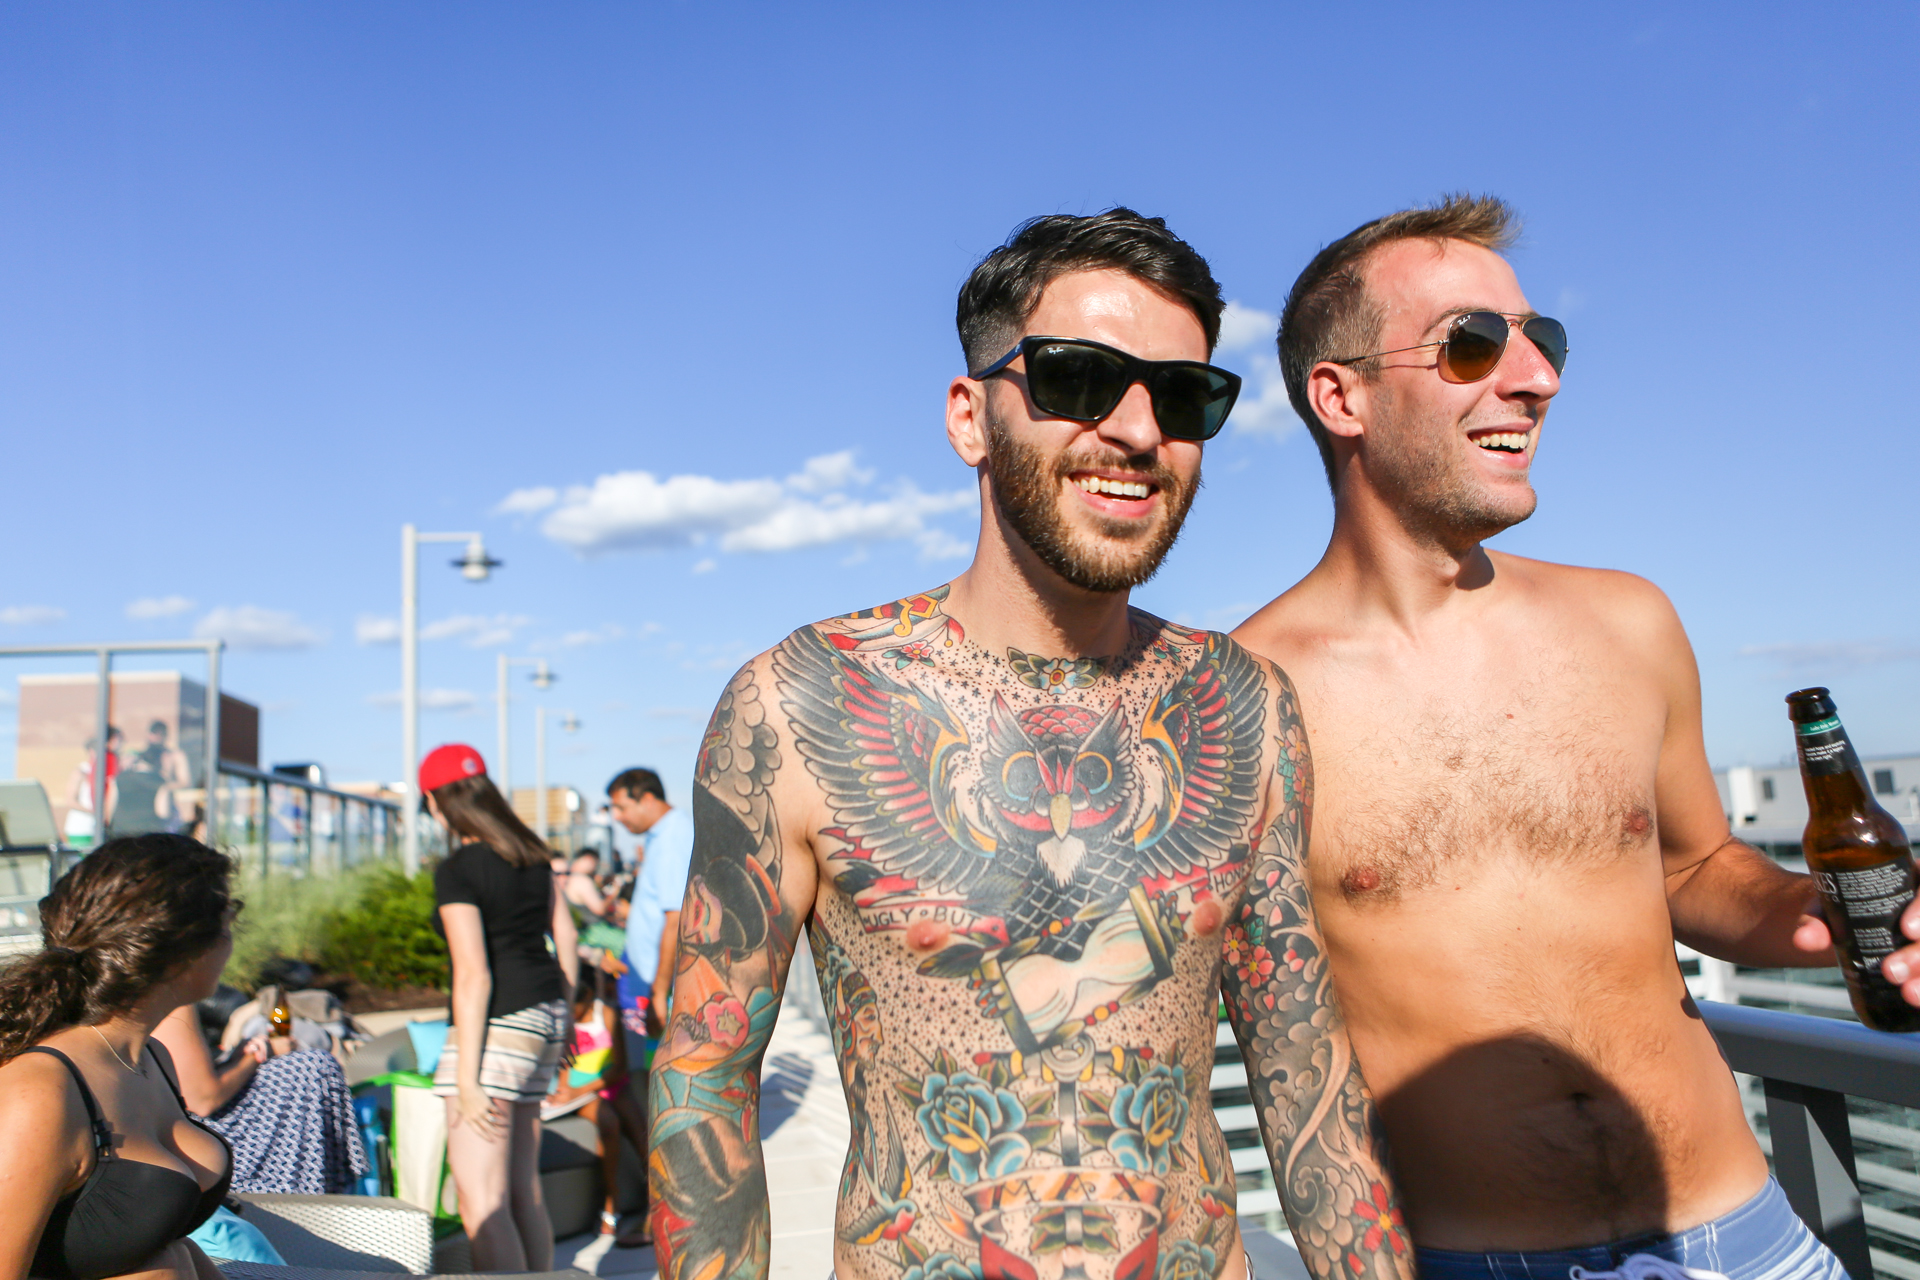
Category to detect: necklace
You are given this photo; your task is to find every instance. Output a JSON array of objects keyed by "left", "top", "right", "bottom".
[{"left": 91, "top": 1024, "right": 145, "bottom": 1076}]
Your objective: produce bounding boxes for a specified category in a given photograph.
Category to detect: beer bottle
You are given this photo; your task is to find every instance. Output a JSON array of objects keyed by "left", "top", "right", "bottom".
[
  {"left": 1787, "top": 687, "right": 1920, "bottom": 1032},
  {"left": 268, "top": 989, "right": 293, "bottom": 1038}
]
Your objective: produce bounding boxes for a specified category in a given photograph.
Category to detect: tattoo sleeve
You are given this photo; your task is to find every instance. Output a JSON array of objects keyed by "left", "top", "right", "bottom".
[
  {"left": 649, "top": 662, "right": 812, "bottom": 1280},
  {"left": 1218, "top": 670, "right": 1414, "bottom": 1280}
]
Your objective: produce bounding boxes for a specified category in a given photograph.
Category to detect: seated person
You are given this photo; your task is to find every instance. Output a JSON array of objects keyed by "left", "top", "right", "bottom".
[
  {"left": 0, "top": 834, "right": 240, "bottom": 1280},
  {"left": 151, "top": 999, "right": 369, "bottom": 1195},
  {"left": 543, "top": 981, "right": 649, "bottom": 1248}
]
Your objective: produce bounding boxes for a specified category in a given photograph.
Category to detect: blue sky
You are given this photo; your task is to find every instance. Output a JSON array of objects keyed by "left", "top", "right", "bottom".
[{"left": 2, "top": 3, "right": 1917, "bottom": 806}]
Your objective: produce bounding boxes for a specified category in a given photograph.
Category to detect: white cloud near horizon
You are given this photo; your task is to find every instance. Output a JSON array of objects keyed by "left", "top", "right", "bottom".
[
  {"left": 195, "top": 605, "right": 324, "bottom": 651},
  {"left": 1216, "top": 301, "right": 1297, "bottom": 440},
  {"left": 356, "top": 613, "right": 531, "bottom": 647},
  {"left": 512, "top": 449, "right": 972, "bottom": 559},
  {"left": 0, "top": 604, "right": 66, "bottom": 626},
  {"left": 366, "top": 688, "right": 478, "bottom": 712},
  {"left": 126, "top": 595, "right": 195, "bottom": 620},
  {"left": 495, "top": 486, "right": 559, "bottom": 516}
]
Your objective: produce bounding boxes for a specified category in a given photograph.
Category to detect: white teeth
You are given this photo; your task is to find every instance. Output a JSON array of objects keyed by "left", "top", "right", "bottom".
[
  {"left": 1074, "top": 476, "right": 1151, "bottom": 499},
  {"left": 1475, "top": 431, "right": 1530, "bottom": 453}
]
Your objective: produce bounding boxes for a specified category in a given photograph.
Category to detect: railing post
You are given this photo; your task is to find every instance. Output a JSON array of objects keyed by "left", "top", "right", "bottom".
[{"left": 1764, "top": 1076, "right": 1873, "bottom": 1279}]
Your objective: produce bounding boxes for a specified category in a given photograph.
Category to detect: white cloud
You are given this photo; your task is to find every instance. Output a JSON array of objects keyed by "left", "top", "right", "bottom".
[
  {"left": 1, "top": 605, "right": 65, "bottom": 626},
  {"left": 510, "top": 450, "right": 973, "bottom": 560},
  {"left": 195, "top": 606, "right": 325, "bottom": 651},
  {"left": 126, "top": 595, "right": 195, "bottom": 620},
  {"left": 1217, "top": 301, "right": 1279, "bottom": 353},
  {"left": 366, "top": 688, "right": 478, "bottom": 711},
  {"left": 1739, "top": 640, "right": 1920, "bottom": 673},
  {"left": 356, "top": 615, "right": 401, "bottom": 645},
  {"left": 691, "top": 558, "right": 717, "bottom": 574},
  {"left": 495, "top": 486, "right": 559, "bottom": 515},
  {"left": 420, "top": 613, "right": 532, "bottom": 647},
  {"left": 558, "top": 624, "right": 626, "bottom": 647},
  {"left": 786, "top": 450, "right": 875, "bottom": 494},
  {"left": 916, "top": 528, "right": 971, "bottom": 560},
  {"left": 1214, "top": 302, "right": 1297, "bottom": 440}
]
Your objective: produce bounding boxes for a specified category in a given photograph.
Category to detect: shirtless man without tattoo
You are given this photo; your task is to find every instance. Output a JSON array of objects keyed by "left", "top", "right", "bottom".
[
  {"left": 1234, "top": 195, "right": 1874, "bottom": 1279},
  {"left": 648, "top": 210, "right": 1415, "bottom": 1280}
]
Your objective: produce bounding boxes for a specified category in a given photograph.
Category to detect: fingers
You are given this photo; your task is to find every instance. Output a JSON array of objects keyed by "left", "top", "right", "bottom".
[
  {"left": 1880, "top": 905, "right": 1920, "bottom": 1004},
  {"left": 1793, "top": 913, "right": 1833, "bottom": 953}
]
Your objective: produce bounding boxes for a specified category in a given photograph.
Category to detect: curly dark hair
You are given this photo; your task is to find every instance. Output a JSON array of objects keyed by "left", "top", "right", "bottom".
[{"left": 0, "top": 833, "right": 237, "bottom": 1064}]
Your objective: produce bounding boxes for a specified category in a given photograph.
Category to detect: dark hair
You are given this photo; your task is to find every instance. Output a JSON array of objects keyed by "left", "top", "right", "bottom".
[
  {"left": 149, "top": 720, "right": 168, "bottom": 736},
  {"left": 430, "top": 773, "right": 549, "bottom": 869},
  {"left": 608, "top": 767, "right": 665, "bottom": 804},
  {"left": 0, "top": 834, "right": 236, "bottom": 1064},
  {"left": 956, "top": 208, "right": 1226, "bottom": 374},
  {"left": 1279, "top": 194, "right": 1519, "bottom": 489}
]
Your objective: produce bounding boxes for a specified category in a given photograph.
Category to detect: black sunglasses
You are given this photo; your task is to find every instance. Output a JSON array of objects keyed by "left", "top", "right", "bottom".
[
  {"left": 1332, "top": 311, "right": 1568, "bottom": 384},
  {"left": 971, "top": 336, "right": 1242, "bottom": 442}
]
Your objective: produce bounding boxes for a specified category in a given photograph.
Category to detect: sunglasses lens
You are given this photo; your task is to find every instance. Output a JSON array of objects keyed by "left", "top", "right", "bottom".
[
  {"left": 1522, "top": 317, "right": 1568, "bottom": 374},
  {"left": 1027, "top": 342, "right": 1128, "bottom": 421},
  {"left": 1151, "top": 365, "right": 1239, "bottom": 441},
  {"left": 1442, "top": 312, "right": 1509, "bottom": 382}
]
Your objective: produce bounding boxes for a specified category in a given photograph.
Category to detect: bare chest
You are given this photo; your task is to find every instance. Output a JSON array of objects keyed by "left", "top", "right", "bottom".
[{"left": 1303, "top": 657, "right": 1663, "bottom": 904}]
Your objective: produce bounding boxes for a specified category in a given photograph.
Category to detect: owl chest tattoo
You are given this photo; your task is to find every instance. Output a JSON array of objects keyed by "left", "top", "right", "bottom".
[{"left": 775, "top": 601, "right": 1267, "bottom": 1054}]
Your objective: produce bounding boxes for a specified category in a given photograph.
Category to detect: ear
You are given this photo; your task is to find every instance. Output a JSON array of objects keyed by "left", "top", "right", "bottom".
[
  {"left": 947, "top": 376, "right": 990, "bottom": 467},
  {"left": 1306, "top": 361, "right": 1371, "bottom": 444}
]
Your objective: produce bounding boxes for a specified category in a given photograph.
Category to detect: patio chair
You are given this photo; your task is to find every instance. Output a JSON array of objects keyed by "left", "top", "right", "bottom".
[{"left": 232, "top": 1194, "right": 434, "bottom": 1274}]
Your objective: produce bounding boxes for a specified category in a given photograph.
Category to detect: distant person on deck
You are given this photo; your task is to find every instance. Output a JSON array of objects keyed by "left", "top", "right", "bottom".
[
  {"left": 610, "top": 767, "right": 693, "bottom": 1044},
  {"left": 420, "top": 743, "right": 579, "bottom": 1272}
]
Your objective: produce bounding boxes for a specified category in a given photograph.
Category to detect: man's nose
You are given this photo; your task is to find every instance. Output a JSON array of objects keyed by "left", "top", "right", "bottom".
[
  {"left": 1498, "top": 328, "right": 1561, "bottom": 401},
  {"left": 1094, "top": 381, "right": 1165, "bottom": 455}
]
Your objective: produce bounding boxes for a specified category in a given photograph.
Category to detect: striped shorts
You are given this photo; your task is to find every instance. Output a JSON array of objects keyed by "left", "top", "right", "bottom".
[
  {"left": 1413, "top": 1178, "right": 1846, "bottom": 1280},
  {"left": 431, "top": 998, "right": 568, "bottom": 1103}
]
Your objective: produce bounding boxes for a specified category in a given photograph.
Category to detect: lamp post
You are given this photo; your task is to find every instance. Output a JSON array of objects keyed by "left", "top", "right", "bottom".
[
  {"left": 494, "top": 655, "right": 553, "bottom": 801},
  {"left": 402, "top": 524, "right": 501, "bottom": 877},
  {"left": 534, "top": 707, "right": 581, "bottom": 848}
]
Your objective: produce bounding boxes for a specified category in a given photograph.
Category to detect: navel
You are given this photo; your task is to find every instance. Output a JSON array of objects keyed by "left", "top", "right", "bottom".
[
  {"left": 905, "top": 919, "right": 951, "bottom": 954},
  {"left": 1190, "top": 900, "right": 1224, "bottom": 937}
]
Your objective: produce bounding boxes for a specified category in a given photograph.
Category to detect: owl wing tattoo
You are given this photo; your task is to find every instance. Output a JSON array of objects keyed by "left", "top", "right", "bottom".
[
  {"left": 775, "top": 627, "right": 1002, "bottom": 902},
  {"left": 1132, "top": 632, "right": 1270, "bottom": 876}
]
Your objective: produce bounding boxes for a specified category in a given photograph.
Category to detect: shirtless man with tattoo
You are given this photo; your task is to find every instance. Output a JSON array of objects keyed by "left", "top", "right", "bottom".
[
  {"left": 1234, "top": 195, "right": 1874, "bottom": 1279},
  {"left": 648, "top": 210, "right": 1415, "bottom": 1280}
]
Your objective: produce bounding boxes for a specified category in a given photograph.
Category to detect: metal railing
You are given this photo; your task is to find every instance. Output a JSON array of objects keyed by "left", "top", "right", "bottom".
[
  {"left": 209, "top": 762, "right": 417, "bottom": 879},
  {"left": 1702, "top": 1000, "right": 1920, "bottom": 1280}
]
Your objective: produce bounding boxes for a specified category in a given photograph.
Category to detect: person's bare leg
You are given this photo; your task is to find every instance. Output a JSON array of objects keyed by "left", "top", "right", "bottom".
[
  {"left": 587, "top": 1096, "right": 623, "bottom": 1230},
  {"left": 444, "top": 1094, "right": 527, "bottom": 1270},
  {"left": 506, "top": 1100, "right": 554, "bottom": 1269},
  {"left": 607, "top": 1083, "right": 651, "bottom": 1244}
]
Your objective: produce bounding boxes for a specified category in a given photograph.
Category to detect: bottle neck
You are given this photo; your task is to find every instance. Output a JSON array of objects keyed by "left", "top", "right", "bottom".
[{"left": 1796, "top": 715, "right": 1874, "bottom": 810}]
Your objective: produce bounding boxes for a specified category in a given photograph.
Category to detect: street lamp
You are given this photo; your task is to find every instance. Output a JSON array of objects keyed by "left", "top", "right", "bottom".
[
  {"left": 494, "top": 656, "right": 554, "bottom": 802},
  {"left": 402, "top": 524, "right": 500, "bottom": 877},
  {"left": 534, "top": 707, "right": 581, "bottom": 847}
]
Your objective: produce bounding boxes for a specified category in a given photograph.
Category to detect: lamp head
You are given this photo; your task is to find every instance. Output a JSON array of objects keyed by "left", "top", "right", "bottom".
[
  {"left": 560, "top": 713, "right": 581, "bottom": 734},
  {"left": 530, "top": 662, "right": 556, "bottom": 690},
  {"left": 455, "top": 537, "right": 502, "bottom": 583}
]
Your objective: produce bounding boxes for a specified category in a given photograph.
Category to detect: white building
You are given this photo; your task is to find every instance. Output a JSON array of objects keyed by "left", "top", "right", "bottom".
[{"left": 1713, "top": 752, "right": 1920, "bottom": 848}]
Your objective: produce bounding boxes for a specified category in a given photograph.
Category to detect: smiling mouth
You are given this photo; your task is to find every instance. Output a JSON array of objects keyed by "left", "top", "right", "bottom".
[
  {"left": 1473, "top": 429, "right": 1532, "bottom": 454},
  {"left": 1072, "top": 474, "right": 1154, "bottom": 499}
]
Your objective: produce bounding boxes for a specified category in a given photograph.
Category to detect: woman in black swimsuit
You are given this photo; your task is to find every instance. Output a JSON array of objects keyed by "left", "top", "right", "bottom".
[{"left": 0, "top": 834, "right": 240, "bottom": 1280}]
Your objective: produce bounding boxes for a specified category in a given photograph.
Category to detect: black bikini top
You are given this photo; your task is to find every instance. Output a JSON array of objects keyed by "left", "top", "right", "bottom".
[{"left": 25, "top": 1043, "right": 233, "bottom": 1280}]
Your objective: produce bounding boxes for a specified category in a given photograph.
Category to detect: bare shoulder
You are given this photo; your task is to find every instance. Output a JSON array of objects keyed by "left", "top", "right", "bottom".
[
  {"left": 1491, "top": 552, "right": 1687, "bottom": 649},
  {"left": 0, "top": 1046, "right": 88, "bottom": 1154}
]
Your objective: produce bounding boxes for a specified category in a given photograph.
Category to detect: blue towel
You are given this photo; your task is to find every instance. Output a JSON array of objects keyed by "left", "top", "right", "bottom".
[
  {"left": 189, "top": 1205, "right": 287, "bottom": 1264},
  {"left": 405, "top": 1019, "right": 451, "bottom": 1075}
]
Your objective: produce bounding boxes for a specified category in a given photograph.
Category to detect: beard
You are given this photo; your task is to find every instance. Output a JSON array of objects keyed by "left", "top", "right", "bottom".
[
  {"left": 1366, "top": 383, "right": 1538, "bottom": 547},
  {"left": 983, "top": 402, "right": 1199, "bottom": 594}
]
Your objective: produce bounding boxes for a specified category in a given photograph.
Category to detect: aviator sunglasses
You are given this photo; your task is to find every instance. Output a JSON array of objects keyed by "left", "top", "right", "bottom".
[
  {"left": 1332, "top": 311, "right": 1569, "bottom": 384},
  {"left": 972, "top": 336, "right": 1242, "bottom": 442}
]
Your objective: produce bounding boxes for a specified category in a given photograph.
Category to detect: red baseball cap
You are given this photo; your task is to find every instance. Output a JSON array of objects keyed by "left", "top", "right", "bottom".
[{"left": 419, "top": 743, "right": 487, "bottom": 794}]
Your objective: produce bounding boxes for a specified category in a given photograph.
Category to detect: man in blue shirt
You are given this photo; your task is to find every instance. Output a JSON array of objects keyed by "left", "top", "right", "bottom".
[{"left": 610, "top": 768, "right": 695, "bottom": 1043}]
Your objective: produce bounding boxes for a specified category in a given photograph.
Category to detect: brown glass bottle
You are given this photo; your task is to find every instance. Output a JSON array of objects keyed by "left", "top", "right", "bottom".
[{"left": 1788, "top": 687, "right": 1920, "bottom": 1032}]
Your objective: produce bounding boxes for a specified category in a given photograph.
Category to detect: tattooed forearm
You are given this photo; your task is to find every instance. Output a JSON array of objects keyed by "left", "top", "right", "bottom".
[
  {"left": 649, "top": 665, "right": 809, "bottom": 1280},
  {"left": 1220, "top": 672, "right": 1413, "bottom": 1280}
]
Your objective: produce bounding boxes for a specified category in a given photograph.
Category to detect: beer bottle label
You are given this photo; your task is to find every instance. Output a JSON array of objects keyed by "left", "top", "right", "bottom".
[
  {"left": 1815, "top": 861, "right": 1916, "bottom": 972},
  {"left": 1795, "top": 716, "right": 1862, "bottom": 777}
]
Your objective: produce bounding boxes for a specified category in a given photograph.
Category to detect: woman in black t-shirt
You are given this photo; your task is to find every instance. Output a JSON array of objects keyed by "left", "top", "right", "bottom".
[{"left": 418, "top": 743, "right": 578, "bottom": 1272}]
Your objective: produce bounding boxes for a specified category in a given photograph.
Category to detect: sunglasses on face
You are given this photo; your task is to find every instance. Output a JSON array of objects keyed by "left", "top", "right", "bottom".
[
  {"left": 1332, "top": 311, "right": 1568, "bottom": 384},
  {"left": 971, "top": 336, "right": 1242, "bottom": 442}
]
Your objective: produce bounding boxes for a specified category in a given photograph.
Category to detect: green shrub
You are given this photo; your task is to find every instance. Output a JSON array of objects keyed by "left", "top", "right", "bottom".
[
  {"left": 317, "top": 865, "right": 449, "bottom": 991},
  {"left": 224, "top": 869, "right": 367, "bottom": 990}
]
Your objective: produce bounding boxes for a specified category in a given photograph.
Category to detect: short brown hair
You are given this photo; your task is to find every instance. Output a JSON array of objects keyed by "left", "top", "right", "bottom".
[{"left": 1279, "top": 194, "right": 1519, "bottom": 489}]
